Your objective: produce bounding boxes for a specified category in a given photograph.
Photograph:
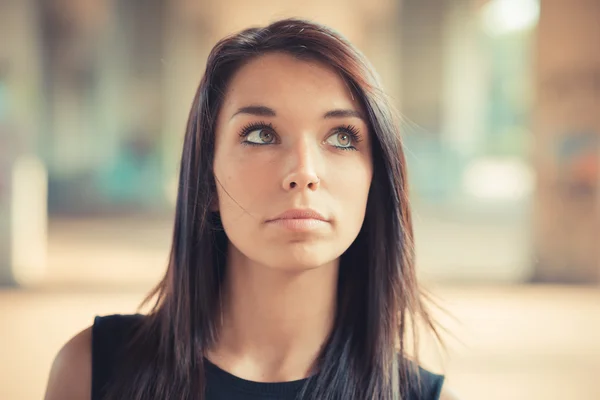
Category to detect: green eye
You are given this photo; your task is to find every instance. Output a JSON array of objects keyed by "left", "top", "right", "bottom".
[
  {"left": 326, "top": 132, "right": 352, "bottom": 148},
  {"left": 325, "top": 126, "right": 360, "bottom": 150},
  {"left": 245, "top": 128, "right": 275, "bottom": 144}
]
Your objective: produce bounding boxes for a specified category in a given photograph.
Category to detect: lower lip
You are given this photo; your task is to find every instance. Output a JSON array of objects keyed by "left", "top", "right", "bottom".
[{"left": 266, "top": 218, "right": 328, "bottom": 231}]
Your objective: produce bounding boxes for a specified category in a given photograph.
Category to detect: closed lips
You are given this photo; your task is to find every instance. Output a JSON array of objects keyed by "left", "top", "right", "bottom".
[{"left": 268, "top": 209, "right": 327, "bottom": 222}]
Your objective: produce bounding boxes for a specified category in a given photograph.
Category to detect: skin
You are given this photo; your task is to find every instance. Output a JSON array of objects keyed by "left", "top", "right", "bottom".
[
  {"left": 205, "top": 52, "right": 372, "bottom": 381},
  {"left": 43, "top": 53, "right": 459, "bottom": 400}
]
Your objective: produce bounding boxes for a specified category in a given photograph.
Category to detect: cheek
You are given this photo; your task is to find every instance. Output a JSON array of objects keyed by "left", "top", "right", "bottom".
[
  {"left": 214, "top": 151, "right": 275, "bottom": 215},
  {"left": 331, "top": 158, "right": 372, "bottom": 210},
  {"left": 326, "top": 158, "right": 372, "bottom": 246}
]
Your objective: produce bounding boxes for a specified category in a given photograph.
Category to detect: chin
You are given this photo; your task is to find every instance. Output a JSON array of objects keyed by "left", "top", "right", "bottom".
[
  {"left": 230, "top": 237, "right": 348, "bottom": 272},
  {"left": 265, "top": 243, "right": 343, "bottom": 272}
]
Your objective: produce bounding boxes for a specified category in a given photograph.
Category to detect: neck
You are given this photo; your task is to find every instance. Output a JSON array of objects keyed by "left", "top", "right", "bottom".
[{"left": 207, "top": 245, "right": 339, "bottom": 382}]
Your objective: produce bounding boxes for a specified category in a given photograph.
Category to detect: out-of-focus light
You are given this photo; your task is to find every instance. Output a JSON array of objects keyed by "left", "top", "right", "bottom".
[
  {"left": 12, "top": 155, "right": 48, "bottom": 286},
  {"left": 462, "top": 157, "right": 534, "bottom": 201},
  {"left": 481, "top": 0, "right": 540, "bottom": 36}
]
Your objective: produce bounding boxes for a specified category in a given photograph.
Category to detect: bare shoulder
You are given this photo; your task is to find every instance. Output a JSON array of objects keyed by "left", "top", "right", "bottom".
[
  {"left": 44, "top": 326, "right": 93, "bottom": 400},
  {"left": 440, "top": 386, "right": 462, "bottom": 400}
]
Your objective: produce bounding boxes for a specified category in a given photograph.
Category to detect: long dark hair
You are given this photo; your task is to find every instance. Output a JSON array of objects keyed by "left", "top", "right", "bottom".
[{"left": 107, "top": 18, "right": 440, "bottom": 400}]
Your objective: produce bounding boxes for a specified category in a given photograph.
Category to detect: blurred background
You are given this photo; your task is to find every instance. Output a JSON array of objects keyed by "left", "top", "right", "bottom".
[{"left": 1, "top": 0, "right": 599, "bottom": 399}]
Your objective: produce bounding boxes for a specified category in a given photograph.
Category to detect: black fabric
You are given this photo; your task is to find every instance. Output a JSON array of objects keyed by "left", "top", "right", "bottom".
[
  {"left": 91, "top": 314, "right": 143, "bottom": 399},
  {"left": 205, "top": 358, "right": 310, "bottom": 399},
  {"left": 92, "top": 314, "right": 445, "bottom": 400}
]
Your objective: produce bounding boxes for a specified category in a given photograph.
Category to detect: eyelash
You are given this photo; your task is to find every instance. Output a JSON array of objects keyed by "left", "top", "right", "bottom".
[
  {"left": 240, "top": 122, "right": 275, "bottom": 139},
  {"left": 334, "top": 125, "right": 361, "bottom": 151},
  {"left": 238, "top": 121, "right": 362, "bottom": 151}
]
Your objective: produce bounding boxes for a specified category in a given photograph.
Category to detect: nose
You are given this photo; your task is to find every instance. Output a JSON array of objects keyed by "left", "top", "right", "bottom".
[{"left": 281, "top": 139, "right": 321, "bottom": 192}]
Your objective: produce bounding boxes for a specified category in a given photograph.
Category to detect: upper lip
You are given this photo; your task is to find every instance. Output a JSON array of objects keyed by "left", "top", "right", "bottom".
[{"left": 267, "top": 208, "right": 327, "bottom": 222}]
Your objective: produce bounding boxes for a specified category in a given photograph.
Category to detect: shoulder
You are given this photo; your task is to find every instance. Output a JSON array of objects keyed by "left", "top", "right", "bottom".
[
  {"left": 91, "top": 314, "right": 145, "bottom": 397},
  {"left": 44, "top": 326, "right": 92, "bottom": 400},
  {"left": 44, "top": 314, "right": 144, "bottom": 400},
  {"left": 91, "top": 313, "right": 145, "bottom": 348}
]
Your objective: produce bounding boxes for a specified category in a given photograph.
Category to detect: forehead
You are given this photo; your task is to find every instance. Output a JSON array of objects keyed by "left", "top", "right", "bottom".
[{"left": 221, "top": 52, "right": 361, "bottom": 114}]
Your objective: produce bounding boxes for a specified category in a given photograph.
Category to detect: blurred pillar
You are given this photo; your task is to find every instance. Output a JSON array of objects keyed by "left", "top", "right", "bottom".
[
  {"left": 161, "top": 1, "right": 214, "bottom": 204},
  {"left": 441, "top": 0, "right": 488, "bottom": 157},
  {"left": 359, "top": 1, "right": 403, "bottom": 104},
  {"left": 41, "top": 0, "right": 120, "bottom": 213},
  {"left": 0, "top": 0, "right": 47, "bottom": 286},
  {"left": 42, "top": 0, "right": 114, "bottom": 176},
  {"left": 96, "top": 0, "right": 166, "bottom": 209},
  {"left": 533, "top": 0, "right": 600, "bottom": 283},
  {"left": 399, "top": 0, "right": 446, "bottom": 134}
]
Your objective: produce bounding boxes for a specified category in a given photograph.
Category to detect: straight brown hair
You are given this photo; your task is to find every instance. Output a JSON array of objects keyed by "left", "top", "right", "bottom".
[{"left": 105, "top": 18, "right": 440, "bottom": 400}]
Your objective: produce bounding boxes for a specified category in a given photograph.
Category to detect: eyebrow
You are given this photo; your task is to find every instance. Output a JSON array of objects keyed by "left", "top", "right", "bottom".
[
  {"left": 323, "top": 109, "right": 365, "bottom": 121},
  {"left": 231, "top": 105, "right": 276, "bottom": 120},
  {"left": 231, "top": 105, "right": 365, "bottom": 121}
]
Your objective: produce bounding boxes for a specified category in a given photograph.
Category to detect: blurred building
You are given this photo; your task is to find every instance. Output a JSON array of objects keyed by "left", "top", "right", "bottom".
[
  {"left": 533, "top": 0, "right": 600, "bottom": 283},
  {"left": 0, "top": 0, "right": 599, "bottom": 285}
]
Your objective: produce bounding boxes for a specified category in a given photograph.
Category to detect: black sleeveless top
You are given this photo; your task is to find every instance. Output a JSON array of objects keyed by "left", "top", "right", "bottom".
[{"left": 92, "top": 314, "right": 445, "bottom": 399}]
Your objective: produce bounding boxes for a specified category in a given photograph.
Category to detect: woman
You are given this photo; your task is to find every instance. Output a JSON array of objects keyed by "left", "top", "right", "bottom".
[{"left": 45, "top": 18, "right": 458, "bottom": 400}]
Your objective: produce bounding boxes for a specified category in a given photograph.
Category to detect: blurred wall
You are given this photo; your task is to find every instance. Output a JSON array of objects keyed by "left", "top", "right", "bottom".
[
  {"left": 533, "top": 0, "right": 600, "bottom": 283},
  {"left": 4, "top": 0, "right": 600, "bottom": 285}
]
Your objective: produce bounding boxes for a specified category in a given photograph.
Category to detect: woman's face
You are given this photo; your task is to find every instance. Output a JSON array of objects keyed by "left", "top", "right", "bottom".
[{"left": 213, "top": 52, "right": 373, "bottom": 271}]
